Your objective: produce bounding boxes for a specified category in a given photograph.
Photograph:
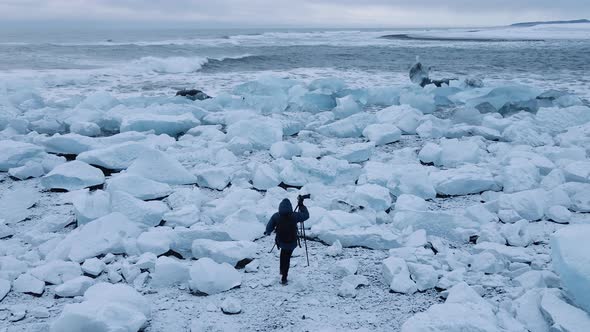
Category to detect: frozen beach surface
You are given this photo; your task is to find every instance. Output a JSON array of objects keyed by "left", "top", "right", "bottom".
[{"left": 1, "top": 67, "right": 590, "bottom": 332}]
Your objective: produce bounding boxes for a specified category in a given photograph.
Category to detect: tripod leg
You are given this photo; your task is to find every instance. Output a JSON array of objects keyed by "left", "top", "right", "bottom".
[{"left": 302, "top": 222, "right": 310, "bottom": 267}]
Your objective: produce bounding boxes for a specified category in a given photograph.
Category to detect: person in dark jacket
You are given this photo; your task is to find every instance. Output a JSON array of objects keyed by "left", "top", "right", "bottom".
[{"left": 264, "top": 197, "right": 310, "bottom": 285}]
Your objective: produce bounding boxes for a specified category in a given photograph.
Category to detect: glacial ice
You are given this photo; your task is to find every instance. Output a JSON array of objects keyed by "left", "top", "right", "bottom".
[
  {"left": 0, "top": 140, "right": 45, "bottom": 171},
  {"left": 41, "top": 161, "right": 105, "bottom": 191},
  {"left": 551, "top": 224, "right": 590, "bottom": 313},
  {"left": 189, "top": 257, "right": 241, "bottom": 295},
  {"left": 126, "top": 149, "right": 197, "bottom": 185}
]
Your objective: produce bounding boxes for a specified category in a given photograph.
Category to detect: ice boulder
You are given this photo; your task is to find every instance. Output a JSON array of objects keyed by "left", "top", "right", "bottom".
[
  {"left": 317, "top": 225, "right": 401, "bottom": 250},
  {"left": 13, "top": 274, "right": 44, "bottom": 295},
  {"left": 408, "top": 263, "right": 438, "bottom": 291},
  {"left": 227, "top": 119, "right": 283, "bottom": 150},
  {"left": 382, "top": 257, "right": 417, "bottom": 294},
  {"left": 418, "top": 142, "right": 441, "bottom": 165},
  {"left": 393, "top": 211, "right": 475, "bottom": 242},
  {"left": 437, "top": 139, "right": 483, "bottom": 167},
  {"left": 41, "top": 161, "right": 105, "bottom": 191},
  {"left": 127, "top": 149, "right": 197, "bottom": 185},
  {"left": 70, "top": 121, "right": 101, "bottom": 137},
  {"left": 51, "top": 283, "right": 150, "bottom": 332},
  {"left": 270, "top": 141, "right": 301, "bottom": 160},
  {"left": 334, "top": 142, "right": 373, "bottom": 163},
  {"left": 151, "top": 256, "right": 190, "bottom": 287},
  {"left": 540, "top": 289, "right": 590, "bottom": 332},
  {"left": 81, "top": 258, "right": 105, "bottom": 277},
  {"left": 47, "top": 212, "right": 143, "bottom": 263},
  {"left": 430, "top": 165, "right": 497, "bottom": 196},
  {"left": 30, "top": 260, "right": 82, "bottom": 285},
  {"left": 551, "top": 224, "right": 590, "bottom": 313},
  {"left": 333, "top": 258, "right": 359, "bottom": 277},
  {"left": 499, "top": 189, "right": 548, "bottom": 221},
  {"left": 195, "top": 167, "right": 232, "bottom": 190},
  {"left": 110, "top": 190, "right": 169, "bottom": 227},
  {"left": 401, "top": 283, "right": 499, "bottom": 332},
  {"left": 0, "top": 279, "right": 10, "bottom": 301},
  {"left": 106, "top": 174, "right": 171, "bottom": 200},
  {"left": 71, "top": 189, "right": 111, "bottom": 225},
  {"left": 545, "top": 205, "right": 571, "bottom": 224},
  {"left": 317, "top": 113, "right": 375, "bottom": 138},
  {"left": 501, "top": 160, "right": 540, "bottom": 193},
  {"left": 54, "top": 276, "right": 94, "bottom": 297},
  {"left": 8, "top": 161, "right": 45, "bottom": 180},
  {"left": 0, "top": 140, "right": 45, "bottom": 171},
  {"left": 351, "top": 184, "right": 392, "bottom": 211},
  {"left": 252, "top": 164, "right": 280, "bottom": 190},
  {"left": 37, "top": 133, "right": 96, "bottom": 155},
  {"left": 563, "top": 161, "right": 590, "bottom": 183},
  {"left": 136, "top": 227, "right": 177, "bottom": 256},
  {"left": 189, "top": 257, "right": 241, "bottom": 295},
  {"left": 120, "top": 113, "right": 200, "bottom": 136},
  {"left": 376, "top": 105, "right": 423, "bottom": 134},
  {"left": 280, "top": 157, "right": 361, "bottom": 187},
  {"left": 362, "top": 124, "right": 401, "bottom": 146},
  {"left": 77, "top": 142, "right": 155, "bottom": 170},
  {"left": 191, "top": 239, "right": 257, "bottom": 266},
  {"left": 333, "top": 95, "right": 361, "bottom": 119},
  {"left": 395, "top": 194, "right": 428, "bottom": 212}
]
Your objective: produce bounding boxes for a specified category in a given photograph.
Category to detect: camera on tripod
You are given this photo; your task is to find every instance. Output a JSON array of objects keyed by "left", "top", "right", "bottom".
[{"left": 297, "top": 194, "right": 311, "bottom": 206}]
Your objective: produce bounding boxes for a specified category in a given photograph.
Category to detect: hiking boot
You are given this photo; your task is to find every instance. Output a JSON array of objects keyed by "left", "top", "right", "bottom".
[{"left": 281, "top": 275, "right": 288, "bottom": 285}]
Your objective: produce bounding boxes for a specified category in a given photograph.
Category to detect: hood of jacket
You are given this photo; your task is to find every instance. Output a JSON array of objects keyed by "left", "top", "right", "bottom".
[{"left": 278, "top": 199, "right": 293, "bottom": 216}]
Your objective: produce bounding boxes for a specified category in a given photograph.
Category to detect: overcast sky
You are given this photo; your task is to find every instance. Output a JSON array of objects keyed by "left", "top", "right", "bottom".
[{"left": 1, "top": 0, "right": 589, "bottom": 28}]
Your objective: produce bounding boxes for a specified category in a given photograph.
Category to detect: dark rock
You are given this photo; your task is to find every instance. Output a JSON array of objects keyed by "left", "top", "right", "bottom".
[{"left": 176, "top": 89, "right": 211, "bottom": 101}]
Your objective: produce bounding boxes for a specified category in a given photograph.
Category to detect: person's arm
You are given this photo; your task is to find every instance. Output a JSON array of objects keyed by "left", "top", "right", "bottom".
[
  {"left": 264, "top": 214, "right": 278, "bottom": 235},
  {"left": 295, "top": 204, "right": 310, "bottom": 223}
]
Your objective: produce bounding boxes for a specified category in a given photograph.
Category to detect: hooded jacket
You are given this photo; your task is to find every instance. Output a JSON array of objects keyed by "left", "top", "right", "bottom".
[{"left": 265, "top": 199, "right": 310, "bottom": 251}]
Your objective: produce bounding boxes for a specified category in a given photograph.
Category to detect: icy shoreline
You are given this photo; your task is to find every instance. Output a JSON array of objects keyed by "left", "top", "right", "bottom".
[{"left": 1, "top": 72, "right": 590, "bottom": 331}]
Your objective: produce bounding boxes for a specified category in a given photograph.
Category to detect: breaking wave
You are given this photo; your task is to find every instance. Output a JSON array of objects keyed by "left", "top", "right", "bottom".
[{"left": 127, "top": 54, "right": 254, "bottom": 74}]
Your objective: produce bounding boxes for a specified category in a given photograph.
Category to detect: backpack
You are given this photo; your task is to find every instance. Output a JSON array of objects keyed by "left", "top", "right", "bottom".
[{"left": 275, "top": 215, "right": 298, "bottom": 244}]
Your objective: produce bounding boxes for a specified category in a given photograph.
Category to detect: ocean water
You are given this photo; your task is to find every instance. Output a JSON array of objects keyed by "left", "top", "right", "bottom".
[{"left": 1, "top": 27, "right": 590, "bottom": 101}]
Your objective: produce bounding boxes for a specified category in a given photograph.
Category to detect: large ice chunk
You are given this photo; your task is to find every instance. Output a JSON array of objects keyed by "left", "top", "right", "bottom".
[
  {"left": 551, "top": 224, "right": 590, "bottom": 313},
  {"left": 499, "top": 189, "right": 548, "bottom": 221},
  {"left": 47, "top": 212, "right": 143, "bottom": 263},
  {"left": 30, "top": 260, "right": 82, "bottom": 285},
  {"left": 376, "top": 105, "right": 423, "bottom": 134},
  {"left": 51, "top": 283, "right": 150, "bottom": 332},
  {"left": 77, "top": 142, "right": 155, "bottom": 171},
  {"left": 0, "top": 140, "right": 45, "bottom": 171},
  {"left": 191, "top": 239, "right": 257, "bottom": 266},
  {"left": 362, "top": 123, "right": 401, "bottom": 146},
  {"left": 126, "top": 149, "right": 197, "bottom": 185},
  {"left": 317, "top": 113, "right": 375, "bottom": 138},
  {"left": 106, "top": 174, "right": 171, "bottom": 200},
  {"left": 41, "top": 161, "right": 105, "bottom": 191},
  {"left": 280, "top": 157, "right": 361, "bottom": 186},
  {"left": 226, "top": 118, "right": 283, "bottom": 150},
  {"left": 151, "top": 256, "right": 190, "bottom": 287},
  {"left": 110, "top": 190, "right": 169, "bottom": 227},
  {"left": 352, "top": 184, "right": 392, "bottom": 211},
  {"left": 120, "top": 113, "right": 200, "bottom": 136},
  {"left": 189, "top": 257, "right": 241, "bottom": 295},
  {"left": 382, "top": 257, "right": 417, "bottom": 294},
  {"left": 437, "top": 139, "right": 484, "bottom": 167},
  {"left": 393, "top": 211, "right": 475, "bottom": 242},
  {"left": 71, "top": 189, "right": 111, "bottom": 225},
  {"left": 430, "top": 165, "right": 497, "bottom": 196}
]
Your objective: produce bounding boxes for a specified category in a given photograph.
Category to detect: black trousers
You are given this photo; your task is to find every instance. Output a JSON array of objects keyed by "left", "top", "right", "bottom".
[{"left": 279, "top": 248, "right": 294, "bottom": 277}]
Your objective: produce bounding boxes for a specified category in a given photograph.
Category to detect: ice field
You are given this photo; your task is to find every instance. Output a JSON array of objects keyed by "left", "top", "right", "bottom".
[{"left": 1, "top": 23, "right": 590, "bottom": 331}]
